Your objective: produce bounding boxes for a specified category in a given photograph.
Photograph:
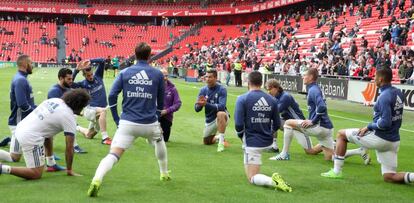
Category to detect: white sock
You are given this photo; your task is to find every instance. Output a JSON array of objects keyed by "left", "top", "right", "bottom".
[
  {"left": 250, "top": 174, "right": 275, "bottom": 187},
  {"left": 101, "top": 131, "right": 109, "bottom": 140},
  {"left": 344, "top": 148, "right": 362, "bottom": 158},
  {"left": 46, "top": 156, "right": 56, "bottom": 166},
  {"left": 272, "top": 138, "right": 278, "bottom": 149},
  {"left": 0, "top": 150, "right": 13, "bottom": 162},
  {"left": 281, "top": 126, "right": 294, "bottom": 155},
  {"left": 1, "top": 164, "right": 11, "bottom": 174},
  {"left": 73, "top": 136, "right": 79, "bottom": 147},
  {"left": 92, "top": 153, "right": 119, "bottom": 182},
  {"left": 404, "top": 173, "right": 414, "bottom": 184},
  {"left": 218, "top": 133, "right": 225, "bottom": 145},
  {"left": 333, "top": 155, "right": 345, "bottom": 174},
  {"left": 154, "top": 139, "right": 168, "bottom": 174}
]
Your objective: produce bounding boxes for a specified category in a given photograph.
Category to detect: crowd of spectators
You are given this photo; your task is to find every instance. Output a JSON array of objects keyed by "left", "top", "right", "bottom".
[{"left": 164, "top": 0, "right": 414, "bottom": 85}]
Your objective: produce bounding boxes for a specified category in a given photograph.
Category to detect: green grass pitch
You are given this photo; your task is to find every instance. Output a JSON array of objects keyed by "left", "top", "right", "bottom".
[{"left": 0, "top": 67, "right": 413, "bottom": 202}]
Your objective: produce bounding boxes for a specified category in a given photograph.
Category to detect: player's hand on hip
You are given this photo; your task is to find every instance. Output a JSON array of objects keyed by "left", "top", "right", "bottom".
[
  {"left": 358, "top": 127, "right": 369, "bottom": 137},
  {"left": 67, "top": 169, "right": 82, "bottom": 177},
  {"left": 301, "top": 120, "right": 313, "bottom": 128}
]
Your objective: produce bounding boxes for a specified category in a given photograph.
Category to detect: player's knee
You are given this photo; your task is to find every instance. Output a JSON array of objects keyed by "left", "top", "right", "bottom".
[
  {"left": 11, "top": 154, "right": 21, "bottom": 162},
  {"left": 336, "top": 130, "right": 347, "bottom": 140},
  {"left": 284, "top": 120, "right": 296, "bottom": 128},
  {"left": 27, "top": 170, "right": 43, "bottom": 180},
  {"left": 383, "top": 173, "right": 395, "bottom": 182},
  {"left": 216, "top": 112, "right": 226, "bottom": 120},
  {"left": 304, "top": 149, "right": 318, "bottom": 155}
]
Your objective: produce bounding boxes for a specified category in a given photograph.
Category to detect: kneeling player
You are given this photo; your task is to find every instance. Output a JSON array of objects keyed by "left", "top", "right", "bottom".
[
  {"left": 322, "top": 68, "right": 414, "bottom": 184},
  {"left": 234, "top": 71, "right": 292, "bottom": 192},
  {"left": 0, "top": 89, "right": 90, "bottom": 179},
  {"left": 195, "top": 69, "right": 229, "bottom": 152},
  {"left": 265, "top": 79, "right": 313, "bottom": 158},
  {"left": 273, "top": 69, "right": 334, "bottom": 161}
]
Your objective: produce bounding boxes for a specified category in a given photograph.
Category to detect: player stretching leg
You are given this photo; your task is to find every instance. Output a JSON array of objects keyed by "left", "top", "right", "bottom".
[
  {"left": 0, "top": 89, "right": 90, "bottom": 179},
  {"left": 72, "top": 58, "right": 112, "bottom": 145},
  {"left": 234, "top": 71, "right": 292, "bottom": 192},
  {"left": 322, "top": 68, "right": 414, "bottom": 184},
  {"left": 265, "top": 79, "right": 312, "bottom": 158},
  {"left": 88, "top": 43, "right": 169, "bottom": 197},
  {"left": 273, "top": 69, "right": 335, "bottom": 161},
  {"left": 195, "top": 69, "right": 229, "bottom": 152}
]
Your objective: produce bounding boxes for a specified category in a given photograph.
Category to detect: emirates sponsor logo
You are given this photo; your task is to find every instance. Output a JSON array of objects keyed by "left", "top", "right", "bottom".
[
  {"left": 235, "top": 8, "right": 250, "bottom": 14},
  {"left": 94, "top": 9, "right": 109, "bottom": 15},
  {"left": 137, "top": 10, "right": 153, "bottom": 16},
  {"left": 116, "top": 10, "right": 131, "bottom": 16},
  {"left": 252, "top": 6, "right": 259, "bottom": 12},
  {"left": 186, "top": 11, "right": 208, "bottom": 16},
  {"left": 211, "top": 10, "right": 231, "bottom": 15}
]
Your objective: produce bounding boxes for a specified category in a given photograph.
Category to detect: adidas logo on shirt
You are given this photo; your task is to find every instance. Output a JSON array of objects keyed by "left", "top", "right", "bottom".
[
  {"left": 128, "top": 70, "right": 153, "bottom": 85},
  {"left": 252, "top": 97, "right": 272, "bottom": 111}
]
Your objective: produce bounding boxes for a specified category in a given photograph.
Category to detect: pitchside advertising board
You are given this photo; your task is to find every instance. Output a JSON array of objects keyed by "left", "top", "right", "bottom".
[
  {"left": 0, "top": 0, "right": 305, "bottom": 17},
  {"left": 265, "top": 74, "right": 348, "bottom": 99},
  {"left": 348, "top": 80, "right": 414, "bottom": 111}
]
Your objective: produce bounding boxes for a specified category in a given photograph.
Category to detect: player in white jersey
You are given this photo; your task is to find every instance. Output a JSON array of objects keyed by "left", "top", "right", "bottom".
[{"left": 0, "top": 89, "right": 90, "bottom": 179}]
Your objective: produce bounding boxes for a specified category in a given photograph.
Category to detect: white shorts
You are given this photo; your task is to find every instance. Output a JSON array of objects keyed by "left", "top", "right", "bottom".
[
  {"left": 111, "top": 120, "right": 163, "bottom": 149},
  {"left": 83, "top": 106, "right": 97, "bottom": 122},
  {"left": 9, "top": 126, "right": 22, "bottom": 154},
  {"left": 83, "top": 106, "right": 100, "bottom": 131},
  {"left": 244, "top": 146, "right": 270, "bottom": 165},
  {"left": 203, "top": 114, "right": 229, "bottom": 138},
  {"left": 22, "top": 144, "right": 45, "bottom": 168},
  {"left": 345, "top": 128, "right": 399, "bottom": 174},
  {"left": 295, "top": 121, "right": 334, "bottom": 149}
]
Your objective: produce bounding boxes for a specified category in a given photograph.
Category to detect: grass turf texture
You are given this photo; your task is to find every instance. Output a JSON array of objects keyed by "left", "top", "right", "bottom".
[{"left": 0, "top": 67, "right": 413, "bottom": 202}]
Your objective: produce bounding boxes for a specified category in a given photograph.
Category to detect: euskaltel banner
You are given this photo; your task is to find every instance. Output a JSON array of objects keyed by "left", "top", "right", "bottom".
[{"left": 0, "top": 0, "right": 304, "bottom": 17}]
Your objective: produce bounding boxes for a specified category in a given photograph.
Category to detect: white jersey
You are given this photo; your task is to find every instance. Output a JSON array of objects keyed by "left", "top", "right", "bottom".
[{"left": 15, "top": 98, "right": 76, "bottom": 146}]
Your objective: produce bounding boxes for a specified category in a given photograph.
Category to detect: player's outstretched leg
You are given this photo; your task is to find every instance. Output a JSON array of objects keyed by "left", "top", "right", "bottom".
[
  {"left": 246, "top": 165, "right": 292, "bottom": 192},
  {"left": 154, "top": 139, "right": 170, "bottom": 181},
  {"left": 88, "top": 151, "right": 121, "bottom": 197}
]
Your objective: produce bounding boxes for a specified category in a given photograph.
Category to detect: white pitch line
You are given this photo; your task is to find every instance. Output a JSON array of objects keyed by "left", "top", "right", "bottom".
[{"left": 175, "top": 81, "right": 414, "bottom": 133}]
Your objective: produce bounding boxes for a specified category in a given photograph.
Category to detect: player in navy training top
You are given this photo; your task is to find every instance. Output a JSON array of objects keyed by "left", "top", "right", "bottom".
[
  {"left": 274, "top": 68, "right": 335, "bottom": 161},
  {"left": 234, "top": 71, "right": 292, "bottom": 192},
  {"left": 195, "top": 69, "right": 229, "bottom": 152},
  {"left": 265, "top": 79, "right": 313, "bottom": 158},
  {"left": 73, "top": 59, "right": 112, "bottom": 145},
  {"left": 0, "top": 55, "right": 36, "bottom": 164},
  {"left": 322, "top": 68, "right": 414, "bottom": 184},
  {"left": 88, "top": 43, "right": 170, "bottom": 198}
]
